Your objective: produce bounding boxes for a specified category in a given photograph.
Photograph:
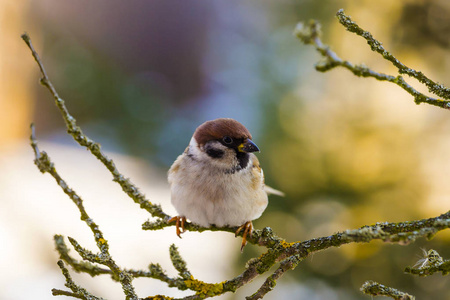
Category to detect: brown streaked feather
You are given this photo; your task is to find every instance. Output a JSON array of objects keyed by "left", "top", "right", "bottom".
[
  {"left": 252, "top": 155, "right": 285, "bottom": 197},
  {"left": 194, "top": 118, "right": 252, "bottom": 146},
  {"left": 252, "top": 156, "right": 262, "bottom": 172},
  {"left": 170, "top": 162, "right": 180, "bottom": 173},
  {"left": 251, "top": 156, "right": 264, "bottom": 191}
]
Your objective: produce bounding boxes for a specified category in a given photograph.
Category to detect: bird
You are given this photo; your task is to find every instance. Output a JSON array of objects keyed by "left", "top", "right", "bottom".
[{"left": 167, "top": 118, "right": 283, "bottom": 251}]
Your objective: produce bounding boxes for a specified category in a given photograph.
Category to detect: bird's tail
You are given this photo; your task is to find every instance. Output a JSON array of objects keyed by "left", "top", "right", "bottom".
[{"left": 264, "top": 185, "right": 285, "bottom": 197}]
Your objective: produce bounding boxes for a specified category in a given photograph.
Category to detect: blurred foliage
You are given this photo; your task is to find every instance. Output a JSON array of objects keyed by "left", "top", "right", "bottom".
[
  {"left": 30, "top": 0, "right": 450, "bottom": 299},
  {"left": 395, "top": 0, "right": 450, "bottom": 49},
  {"left": 34, "top": 34, "right": 170, "bottom": 161}
]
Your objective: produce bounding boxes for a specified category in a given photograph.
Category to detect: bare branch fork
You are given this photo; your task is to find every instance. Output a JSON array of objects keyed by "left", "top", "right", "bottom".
[
  {"left": 294, "top": 9, "right": 450, "bottom": 109},
  {"left": 23, "top": 8, "right": 450, "bottom": 300}
]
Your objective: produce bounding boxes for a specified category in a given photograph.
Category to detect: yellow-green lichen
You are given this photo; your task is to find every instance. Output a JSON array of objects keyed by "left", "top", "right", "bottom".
[
  {"left": 144, "top": 295, "right": 174, "bottom": 300},
  {"left": 280, "top": 240, "right": 295, "bottom": 249},
  {"left": 184, "top": 276, "right": 224, "bottom": 297}
]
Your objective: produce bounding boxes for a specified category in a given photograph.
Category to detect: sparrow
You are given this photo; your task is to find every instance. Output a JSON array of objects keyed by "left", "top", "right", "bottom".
[{"left": 168, "top": 118, "right": 283, "bottom": 250}]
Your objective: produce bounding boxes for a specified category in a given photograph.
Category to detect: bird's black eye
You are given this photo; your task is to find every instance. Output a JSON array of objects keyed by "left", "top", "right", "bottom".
[{"left": 223, "top": 136, "right": 233, "bottom": 144}]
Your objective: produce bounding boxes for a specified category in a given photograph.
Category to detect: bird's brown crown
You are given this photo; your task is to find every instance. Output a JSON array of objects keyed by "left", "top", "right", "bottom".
[{"left": 193, "top": 118, "right": 252, "bottom": 146}]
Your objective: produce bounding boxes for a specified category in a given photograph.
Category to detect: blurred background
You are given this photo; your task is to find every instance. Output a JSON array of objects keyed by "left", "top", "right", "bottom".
[{"left": 1, "top": 0, "right": 450, "bottom": 299}]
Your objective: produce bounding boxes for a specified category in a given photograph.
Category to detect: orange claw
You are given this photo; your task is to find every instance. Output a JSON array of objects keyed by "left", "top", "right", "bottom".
[
  {"left": 235, "top": 221, "right": 253, "bottom": 252},
  {"left": 168, "top": 216, "right": 186, "bottom": 238}
]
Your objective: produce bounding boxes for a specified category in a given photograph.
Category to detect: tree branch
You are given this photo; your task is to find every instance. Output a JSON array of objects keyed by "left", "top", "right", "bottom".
[
  {"left": 54, "top": 260, "right": 105, "bottom": 300},
  {"left": 246, "top": 255, "right": 302, "bottom": 300},
  {"left": 54, "top": 235, "right": 111, "bottom": 277},
  {"left": 294, "top": 10, "right": 450, "bottom": 109},
  {"left": 22, "top": 33, "right": 169, "bottom": 221},
  {"left": 360, "top": 280, "right": 415, "bottom": 300},
  {"left": 335, "top": 9, "right": 450, "bottom": 101},
  {"left": 30, "top": 124, "right": 137, "bottom": 299}
]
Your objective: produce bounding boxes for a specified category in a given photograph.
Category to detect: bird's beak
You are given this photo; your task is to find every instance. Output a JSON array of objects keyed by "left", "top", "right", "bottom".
[{"left": 238, "top": 139, "right": 260, "bottom": 153}]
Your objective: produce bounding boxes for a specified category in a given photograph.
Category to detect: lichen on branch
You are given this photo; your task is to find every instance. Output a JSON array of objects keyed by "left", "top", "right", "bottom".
[
  {"left": 294, "top": 9, "right": 450, "bottom": 109},
  {"left": 405, "top": 249, "right": 450, "bottom": 276},
  {"left": 360, "top": 280, "right": 415, "bottom": 300}
]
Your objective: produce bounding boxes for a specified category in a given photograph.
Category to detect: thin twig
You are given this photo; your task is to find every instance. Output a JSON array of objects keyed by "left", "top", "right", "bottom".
[
  {"left": 21, "top": 33, "right": 169, "bottom": 220},
  {"left": 335, "top": 9, "right": 450, "bottom": 100},
  {"left": 55, "top": 234, "right": 187, "bottom": 286},
  {"left": 54, "top": 235, "right": 111, "bottom": 277},
  {"left": 246, "top": 255, "right": 302, "bottom": 300},
  {"left": 360, "top": 280, "right": 415, "bottom": 300},
  {"left": 30, "top": 125, "right": 138, "bottom": 299},
  {"left": 294, "top": 11, "right": 450, "bottom": 110},
  {"left": 55, "top": 260, "right": 106, "bottom": 300}
]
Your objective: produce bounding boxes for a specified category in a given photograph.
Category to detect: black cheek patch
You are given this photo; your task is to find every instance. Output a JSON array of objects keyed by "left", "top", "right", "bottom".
[
  {"left": 236, "top": 151, "right": 250, "bottom": 169},
  {"left": 206, "top": 148, "right": 225, "bottom": 159}
]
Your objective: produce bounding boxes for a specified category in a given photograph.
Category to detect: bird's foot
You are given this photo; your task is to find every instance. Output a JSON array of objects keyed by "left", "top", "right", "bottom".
[
  {"left": 235, "top": 221, "right": 253, "bottom": 252},
  {"left": 168, "top": 216, "right": 186, "bottom": 238}
]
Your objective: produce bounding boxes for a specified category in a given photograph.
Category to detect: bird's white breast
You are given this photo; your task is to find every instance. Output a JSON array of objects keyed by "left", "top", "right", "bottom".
[{"left": 168, "top": 139, "right": 268, "bottom": 227}]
